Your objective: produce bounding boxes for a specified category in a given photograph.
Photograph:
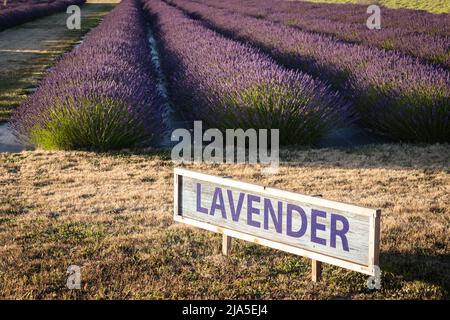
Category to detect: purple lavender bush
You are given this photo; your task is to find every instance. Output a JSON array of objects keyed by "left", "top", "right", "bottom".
[
  {"left": 170, "top": 0, "right": 450, "bottom": 142},
  {"left": 0, "top": 0, "right": 86, "bottom": 31},
  {"left": 11, "top": 0, "right": 163, "bottom": 150},
  {"left": 196, "top": 0, "right": 449, "bottom": 68},
  {"left": 142, "top": 0, "right": 350, "bottom": 145}
]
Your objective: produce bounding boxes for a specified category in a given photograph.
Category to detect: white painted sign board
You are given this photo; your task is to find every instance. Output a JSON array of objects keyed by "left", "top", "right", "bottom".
[{"left": 174, "top": 168, "right": 380, "bottom": 276}]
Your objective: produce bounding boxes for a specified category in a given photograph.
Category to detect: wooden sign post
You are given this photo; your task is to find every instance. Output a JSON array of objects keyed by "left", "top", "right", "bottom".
[
  {"left": 174, "top": 168, "right": 381, "bottom": 280},
  {"left": 311, "top": 260, "right": 322, "bottom": 282},
  {"left": 222, "top": 234, "right": 232, "bottom": 256}
]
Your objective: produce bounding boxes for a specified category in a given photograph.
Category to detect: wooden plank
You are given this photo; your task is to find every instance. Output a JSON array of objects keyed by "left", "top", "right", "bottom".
[
  {"left": 174, "top": 215, "right": 375, "bottom": 276},
  {"left": 173, "top": 172, "right": 180, "bottom": 217},
  {"left": 174, "top": 168, "right": 377, "bottom": 216},
  {"left": 174, "top": 168, "right": 381, "bottom": 277},
  {"left": 181, "top": 175, "right": 370, "bottom": 265},
  {"left": 374, "top": 211, "right": 381, "bottom": 266},
  {"left": 222, "top": 234, "right": 232, "bottom": 256},
  {"left": 312, "top": 260, "right": 322, "bottom": 282},
  {"left": 370, "top": 210, "right": 381, "bottom": 267}
]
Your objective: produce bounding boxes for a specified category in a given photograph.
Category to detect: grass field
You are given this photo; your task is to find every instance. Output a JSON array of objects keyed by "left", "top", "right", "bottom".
[
  {"left": 295, "top": 0, "right": 450, "bottom": 14},
  {"left": 1, "top": 144, "right": 449, "bottom": 299},
  {"left": 0, "top": 3, "right": 116, "bottom": 123},
  {"left": 0, "top": 0, "right": 448, "bottom": 300}
]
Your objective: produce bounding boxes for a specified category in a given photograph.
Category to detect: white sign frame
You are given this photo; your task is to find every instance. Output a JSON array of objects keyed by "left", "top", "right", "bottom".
[{"left": 174, "top": 168, "right": 380, "bottom": 276}]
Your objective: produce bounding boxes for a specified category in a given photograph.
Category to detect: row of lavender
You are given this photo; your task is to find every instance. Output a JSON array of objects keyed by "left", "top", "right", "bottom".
[
  {"left": 142, "top": 0, "right": 349, "bottom": 145},
  {"left": 194, "top": 0, "right": 450, "bottom": 68},
  {"left": 194, "top": 0, "right": 449, "bottom": 36},
  {"left": 12, "top": 0, "right": 163, "bottom": 150},
  {"left": 0, "top": 0, "right": 85, "bottom": 31},
  {"left": 168, "top": 0, "right": 450, "bottom": 142}
]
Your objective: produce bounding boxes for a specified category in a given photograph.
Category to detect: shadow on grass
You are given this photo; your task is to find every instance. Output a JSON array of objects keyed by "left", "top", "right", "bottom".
[
  {"left": 381, "top": 250, "right": 450, "bottom": 298},
  {"left": 76, "top": 142, "right": 450, "bottom": 172}
]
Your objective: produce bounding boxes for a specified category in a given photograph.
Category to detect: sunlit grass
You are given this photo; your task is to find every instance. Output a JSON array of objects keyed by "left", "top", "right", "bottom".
[
  {"left": 0, "top": 3, "right": 115, "bottom": 123},
  {"left": 297, "top": 0, "right": 449, "bottom": 14}
]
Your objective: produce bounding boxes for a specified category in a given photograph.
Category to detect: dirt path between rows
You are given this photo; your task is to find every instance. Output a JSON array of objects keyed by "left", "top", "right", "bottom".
[
  {"left": 0, "top": 3, "right": 116, "bottom": 151},
  {"left": 0, "top": 3, "right": 115, "bottom": 70},
  {"left": 0, "top": 3, "right": 115, "bottom": 123}
]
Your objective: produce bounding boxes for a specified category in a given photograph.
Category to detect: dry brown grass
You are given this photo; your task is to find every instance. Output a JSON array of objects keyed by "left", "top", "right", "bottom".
[{"left": 0, "top": 144, "right": 449, "bottom": 299}]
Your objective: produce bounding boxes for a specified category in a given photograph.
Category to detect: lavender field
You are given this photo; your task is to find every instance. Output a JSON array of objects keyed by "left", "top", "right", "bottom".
[
  {"left": 166, "top": 0, "right": 449, "bottom": 143},
  {"left": 0, "top": 0, "right": 449, "bottom": 301},
  {"left": 189, "top": 0, "right": 450, "bottom": 67},
  {"left": 4, "top": 0, "right": 447, "bottom": 149}
]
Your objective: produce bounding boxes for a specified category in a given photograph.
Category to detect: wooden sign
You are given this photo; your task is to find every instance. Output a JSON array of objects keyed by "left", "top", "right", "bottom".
[{"left": 174, "top": 168, "right": 380, "bottom": 278}]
